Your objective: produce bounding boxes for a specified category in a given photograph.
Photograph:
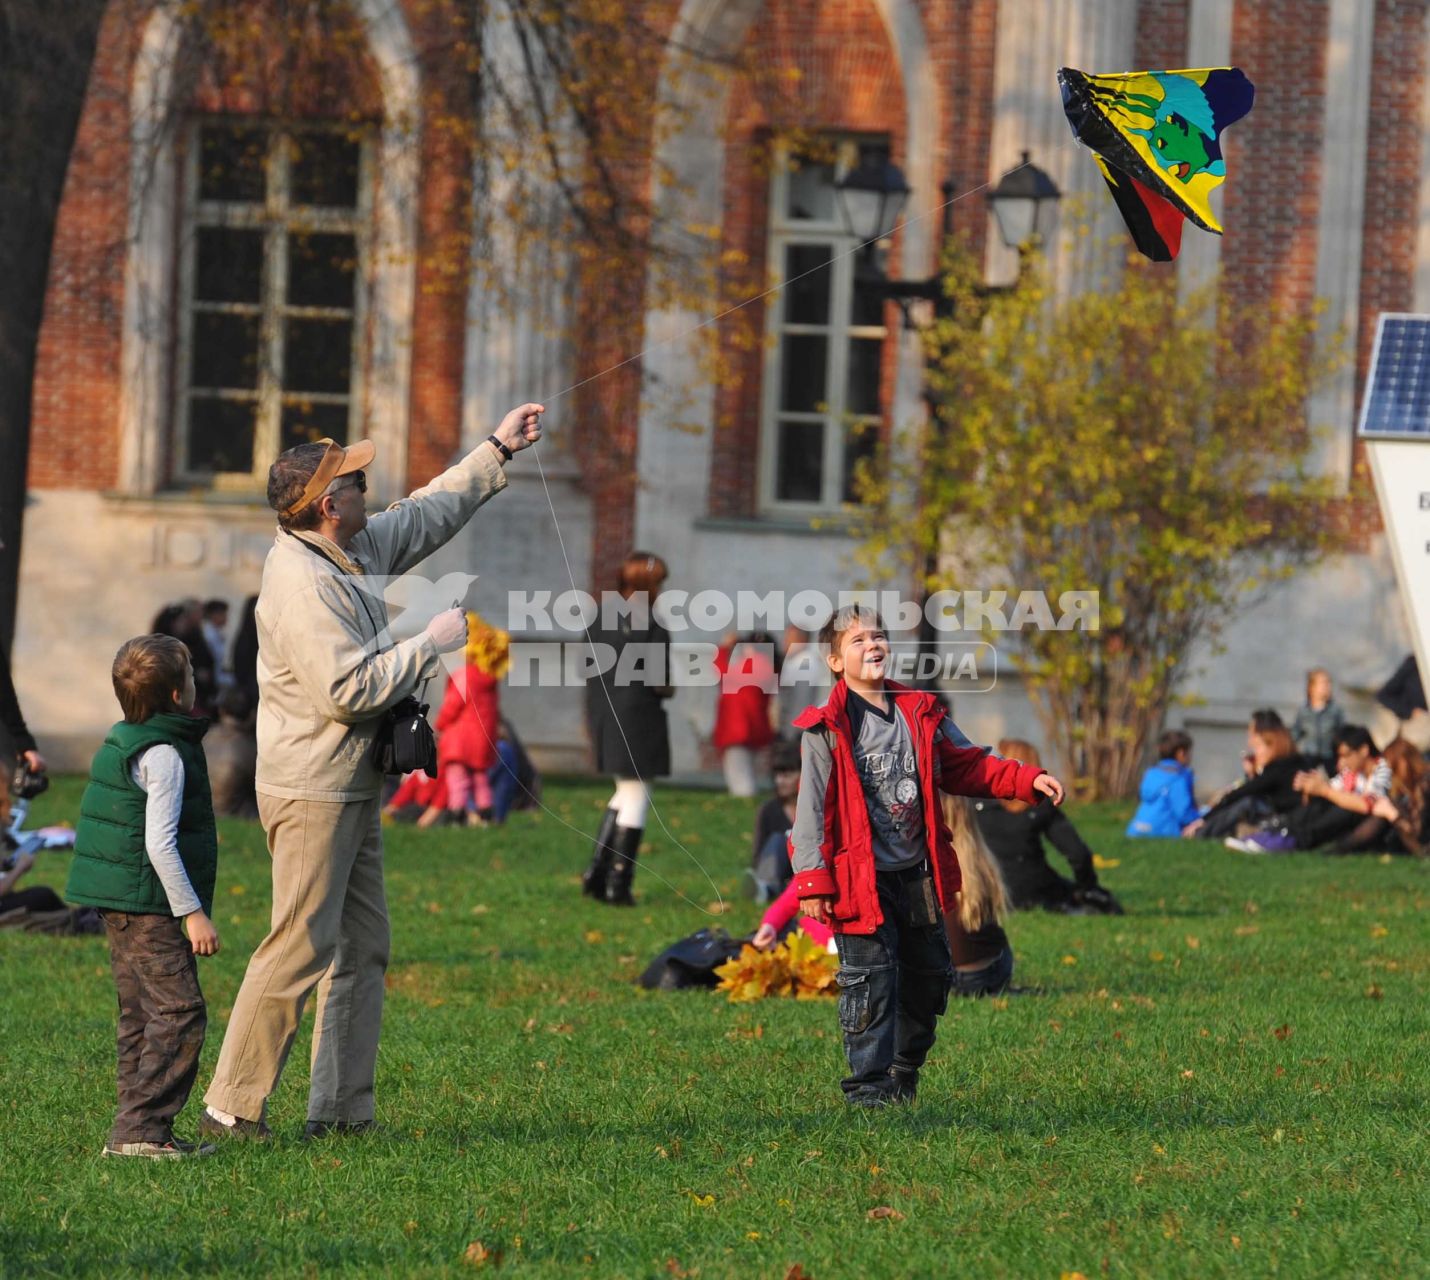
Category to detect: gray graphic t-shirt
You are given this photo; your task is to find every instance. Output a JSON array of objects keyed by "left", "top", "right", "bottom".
[{"left": 845, "top": 691, "right": 925, "bottom": 868}]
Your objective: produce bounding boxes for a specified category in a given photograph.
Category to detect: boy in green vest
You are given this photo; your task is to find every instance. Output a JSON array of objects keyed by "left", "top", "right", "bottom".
[{"left": 68, "top": 634, "right": 222, "bottom": 1159}]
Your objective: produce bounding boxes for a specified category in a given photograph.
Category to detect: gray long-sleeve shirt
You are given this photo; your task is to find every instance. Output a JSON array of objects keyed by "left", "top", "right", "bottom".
[{"left": 129, "top": 745, "right": 202, "bottom": 918}]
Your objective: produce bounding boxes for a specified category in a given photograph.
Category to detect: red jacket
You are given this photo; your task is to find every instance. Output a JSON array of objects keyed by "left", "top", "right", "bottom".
[
  {"left": 791, "top": 679, "right": 1045, "bottom": 935},
  {"left": 435, "top": 664, "right": 501, "bottom": 771},
  {"left": 712, "top": 642, "right": 775, "bottom": 751}
]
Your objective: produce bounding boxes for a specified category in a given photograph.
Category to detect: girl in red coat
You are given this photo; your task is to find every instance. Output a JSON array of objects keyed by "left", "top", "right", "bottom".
[
  {"left": 431, "top": 614, "right": 508, "bottom": 827},
  {"left": 713, "top": 631, "right": 777, "bottom": 797}
]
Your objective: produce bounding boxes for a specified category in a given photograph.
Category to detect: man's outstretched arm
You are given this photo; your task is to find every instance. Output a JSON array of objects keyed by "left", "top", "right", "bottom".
[{"left": 366, "top": 403, "right": 544, "bottom": 576}]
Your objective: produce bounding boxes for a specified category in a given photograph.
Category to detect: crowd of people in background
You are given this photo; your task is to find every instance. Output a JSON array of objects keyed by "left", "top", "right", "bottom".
[{"left": 1129, "top": 666, "right": 1428, "bottom": 856}]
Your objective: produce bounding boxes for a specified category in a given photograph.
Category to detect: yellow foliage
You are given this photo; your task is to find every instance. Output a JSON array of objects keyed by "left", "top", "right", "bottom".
[
  {"left": 464, "top": 613, "right": 510, "bottom": 678},
  {"left": 714, "top": 934, "right": 838, "bottom": 1003}
]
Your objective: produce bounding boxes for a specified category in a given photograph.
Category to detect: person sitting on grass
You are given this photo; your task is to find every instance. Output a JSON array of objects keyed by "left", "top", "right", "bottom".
[
  {"left": 942, "top": 795, "right": 1016, "bottom": 996},
  {"left": 751, "top": 871, "right": 834, "bottom": 953},
  {"left": 1369, "top": 738, "right": 1430, "bottom": 856},
  {"left": 1183, "top": 711, "right": 1309, "bottom": 840},
  {"left": 382, "top": 769, "right": 444, "bottom": 824},
  {"left": 790, "top": 605, "right": 1064, "bottom": 1107},
  {"left": 974, "top": 739, "right": 1122, "bottom": 915},
  {"left": 745, "top": 737, "right": 801, "bottom": 902},
  {"left": 1226, "top": 725, "right": 1391, "bottom": 854},
  {"left": 65, "top": 635, "right": 221, "bottom": 1160},
  {"left": 1127, "top": 729, "right": 1201, "bottom": 838}
]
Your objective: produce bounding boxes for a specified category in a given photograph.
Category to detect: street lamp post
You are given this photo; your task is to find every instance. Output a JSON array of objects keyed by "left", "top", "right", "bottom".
[{"left": 835, "top": 151, "right": 1061, "bottom": 690}]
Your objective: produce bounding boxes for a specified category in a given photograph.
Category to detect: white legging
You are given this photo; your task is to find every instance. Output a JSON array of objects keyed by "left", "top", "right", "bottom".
[{"left": 609, "top": 778, "right": 651, "bottom": 829}]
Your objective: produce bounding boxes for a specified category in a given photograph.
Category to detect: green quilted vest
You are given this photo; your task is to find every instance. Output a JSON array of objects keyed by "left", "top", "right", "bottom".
[{"left": 66, "top": 714, "right": 219, "bottom": 916}]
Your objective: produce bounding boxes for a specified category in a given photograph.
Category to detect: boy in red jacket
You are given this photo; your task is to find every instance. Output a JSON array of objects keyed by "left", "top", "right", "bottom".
[{"left": 792, "top": 605, "right": 1064, "bottom": 1105}]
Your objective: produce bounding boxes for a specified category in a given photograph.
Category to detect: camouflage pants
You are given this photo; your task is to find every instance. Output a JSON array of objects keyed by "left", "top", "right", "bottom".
[{"left": 102, "top": 911, "right": 207, "bottom": 1144}]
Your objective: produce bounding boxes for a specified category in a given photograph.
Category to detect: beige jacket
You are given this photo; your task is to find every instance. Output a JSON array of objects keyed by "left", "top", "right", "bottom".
[{"left": 254, "top": 442, "right": 507, "bottom": 802}]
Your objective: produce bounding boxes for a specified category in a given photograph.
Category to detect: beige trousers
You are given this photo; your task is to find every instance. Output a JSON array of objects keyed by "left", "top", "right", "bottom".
[{"left": 204, "top": 793, "right": 387, "bottom": 1124}]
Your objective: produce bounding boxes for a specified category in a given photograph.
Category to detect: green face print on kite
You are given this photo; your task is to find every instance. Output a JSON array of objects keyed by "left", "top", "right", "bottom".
[
  {"left": 1100, "top": 75, "right": 1223, "bottom": 184},
  {"left": 1146, "top": 114, "right": 1212, "bottom": 182}
]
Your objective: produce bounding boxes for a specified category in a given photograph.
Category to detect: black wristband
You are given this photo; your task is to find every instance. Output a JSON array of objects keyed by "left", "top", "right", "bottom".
[{"left": 486, "top": 434, "right": 513, "bottom": 462}]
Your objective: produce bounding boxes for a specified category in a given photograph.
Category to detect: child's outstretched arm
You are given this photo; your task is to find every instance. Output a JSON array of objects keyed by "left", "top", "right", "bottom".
[
  {"left": 934, "top": 716, "right": 1064, "bottom": 804},
  {"left": 790, "top": 728, "right": 836, "bottom": 924}
]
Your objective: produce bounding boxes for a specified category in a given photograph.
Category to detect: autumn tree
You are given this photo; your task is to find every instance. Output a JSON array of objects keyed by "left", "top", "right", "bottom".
[{"left": 858, "top": 241, "right": 1347, "bottom": 798}]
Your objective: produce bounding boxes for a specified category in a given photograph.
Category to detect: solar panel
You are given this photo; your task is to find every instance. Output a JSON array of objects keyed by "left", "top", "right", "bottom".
[{"left": 1358, "top": 313, "right": 1430, "bottom": 438}]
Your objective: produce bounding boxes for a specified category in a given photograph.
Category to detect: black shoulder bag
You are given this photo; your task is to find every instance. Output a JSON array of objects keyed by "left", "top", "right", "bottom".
[{"left": 290, "top": 535, "right": 438, "bottom": 778}]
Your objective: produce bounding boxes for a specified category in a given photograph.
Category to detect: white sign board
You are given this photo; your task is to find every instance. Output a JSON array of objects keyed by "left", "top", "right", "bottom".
[{"left": 1358, "top": 314, "right": 1430, "bottom": 683}]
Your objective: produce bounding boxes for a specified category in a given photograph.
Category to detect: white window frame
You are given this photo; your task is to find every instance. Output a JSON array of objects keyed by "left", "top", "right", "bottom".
[
  {"left": 758, "top": 137, "right": 889, "bottom": 515},
  {"left": 175, "top": 119, "right": 372, "bottom": 488}
]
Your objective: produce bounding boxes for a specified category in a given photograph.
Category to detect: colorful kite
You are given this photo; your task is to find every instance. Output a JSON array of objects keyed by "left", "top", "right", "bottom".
[{"left": 1058, "top": 66, "right": 1255, "bottom": 261}]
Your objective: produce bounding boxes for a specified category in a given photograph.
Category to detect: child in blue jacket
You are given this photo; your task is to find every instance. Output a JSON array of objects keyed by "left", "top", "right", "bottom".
[{"left": 1127, "top": 730, "right": 1200, "bottom": 837}]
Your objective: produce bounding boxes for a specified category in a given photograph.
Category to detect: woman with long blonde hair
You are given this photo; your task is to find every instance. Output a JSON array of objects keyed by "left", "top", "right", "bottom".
[{"left": 941, "top": 795, "right": 1015, "bottom": 995}]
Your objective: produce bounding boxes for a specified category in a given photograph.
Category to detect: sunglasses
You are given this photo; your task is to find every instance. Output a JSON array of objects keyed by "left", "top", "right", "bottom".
[{"left": 330, "top": 471, "right": 366, "bottom": 495}]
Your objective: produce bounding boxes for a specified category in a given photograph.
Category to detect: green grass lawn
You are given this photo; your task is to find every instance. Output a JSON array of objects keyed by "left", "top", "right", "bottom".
[{"left": 2, "top": 777, "right": 1426, "bottom": 1278}]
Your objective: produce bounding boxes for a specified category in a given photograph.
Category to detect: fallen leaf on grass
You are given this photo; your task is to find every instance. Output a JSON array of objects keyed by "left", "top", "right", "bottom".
[
  {"left": 784, "top": 1266, "right": 814, "bottom": 1280},
  {"left": 707, "top": 900, "right": 731, "bottom": 914},
  {"left": 1365, "top": 984, "right": 1384, "bottom": 1000},
  {"left": 1062, "top": 1273, "right": 1090, "bottom": 1280},
  {"left": 688, "top": 1192, "right": 715, "bottom": 1207},
  {"left": 1234, "top": 924, "right": 1259, "bottom": 937},
  {"left": 584, "top": 930, "right": 604, "bottom": 944},
  {"left": 463, "top": 1241, "right": 499, "bottom": 1267},
  {"left": 1184, "top": 935, "right": 1200, "bottom": 949},
  {"left": 866, "top": 1206, "right": 905, "bottom": 1222},
  {"left": 1273, "top": 1023, "right": 1293, "bottom": 1040},
  {"left": 229, "top": 884, "right": 245, "bottom": 895},
  {"left": 1370, "top": 925, "right": 1389, "bottom": 939},
  {"left": 1061, "top": 955, "right": 1079, "bottom": 967},
  {"left": 1180, "top": 1070, "right": 1194, "bottom": 1079},
  {"left": 1092, "top": 855, "right": 1120, "bottom": 869}
]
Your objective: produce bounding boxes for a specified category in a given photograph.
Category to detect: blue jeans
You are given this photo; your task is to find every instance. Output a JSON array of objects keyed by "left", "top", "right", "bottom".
[
  {"left": 833, "top": 865, "right": 952, "bottom": 1101},
  {"left": 950, "top": 945, "right": 1014, "bottom": 997},
  {"left": 487, "top": 741, "right": 521, "bottom": 823}
]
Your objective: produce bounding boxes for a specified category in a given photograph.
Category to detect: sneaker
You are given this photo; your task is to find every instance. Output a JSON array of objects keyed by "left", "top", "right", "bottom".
[
  {"left": 1223, "top": 836, "right": 1255, "bottom": 852},
  {"left": 888, "top": 1069, "right": 918, "bottom": 1103},
  {"left": 303, "top": 1119, "right": 380, "bottom": 1140},
  {"left": 199, "top": 1109, "right": 273, "bottom": 1142},
  {"left": 103, "top": 1136, "right": 216, "bottom": 1160},
  {"left": 1240, "top": 830, "right": 1296, "bottom": 854}
]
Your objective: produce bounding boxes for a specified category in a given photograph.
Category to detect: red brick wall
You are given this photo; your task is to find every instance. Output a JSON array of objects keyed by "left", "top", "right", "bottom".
[
  {"left": 1355, "top": 0, "right": 1428, "bottom": 398},
  {"left": 709, "top": 0, "right": 909, "bottom": 519},
  {"left": 1345, "top": 0, "right": 1430, "bottom": 532},
  {"left": 1222, "top": 0, "right": 1329, "bottom": 319},
  {"left": 1134, "top": 0, "right": 1190, "bottom": 69},
  {"left": 932, "top": 0, "right": 1000, "bottom": 265},
  {"left": 26, "top": 3, "right": 142, "bottom": 492}
]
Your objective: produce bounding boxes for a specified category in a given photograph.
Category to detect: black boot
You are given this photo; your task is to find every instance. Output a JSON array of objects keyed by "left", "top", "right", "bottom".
[
  {"left": 604, "top": 825, "right": 643, "bottom": 906},
  {"left": 582, "top": 807, "right": 619, "bottom": 899}
]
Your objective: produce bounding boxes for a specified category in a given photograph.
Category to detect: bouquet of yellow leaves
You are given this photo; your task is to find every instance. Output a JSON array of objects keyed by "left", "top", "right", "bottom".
[
  {"left": 714, "top": 930, "right": 838, "bottom": 1003},
  {"left": 464, "top": 612, "right": 511, "bottom": 678}
]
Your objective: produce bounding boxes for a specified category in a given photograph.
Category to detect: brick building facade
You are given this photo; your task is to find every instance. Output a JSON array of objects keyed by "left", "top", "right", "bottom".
[{"left": 13, "top": 0, "right": 1429, "bottom": 776}]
